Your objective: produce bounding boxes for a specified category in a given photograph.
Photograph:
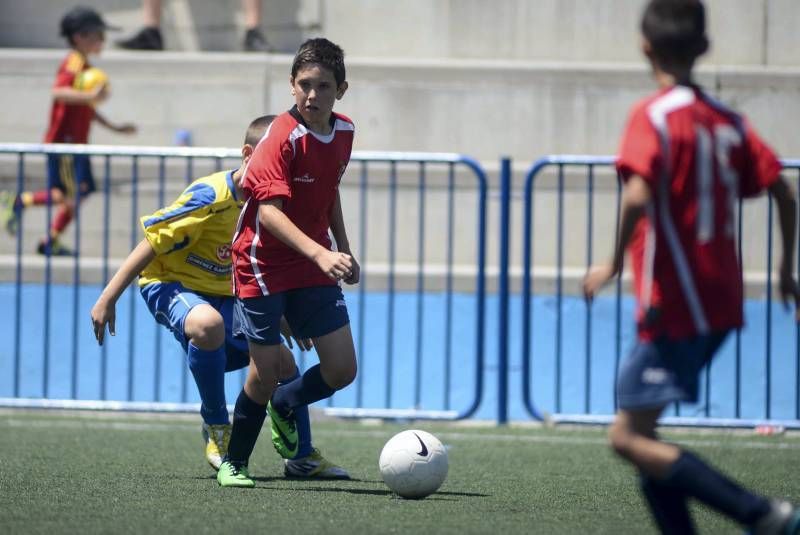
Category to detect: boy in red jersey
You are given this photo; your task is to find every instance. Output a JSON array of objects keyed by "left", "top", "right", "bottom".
[
  {"left": 218, "top": 38, "right": 358, "bottom": 487},
  {"left": 0, "top": 7, "right": 136, "bottom": 256},
  {"left": 584, "top": 1, "right": 800, "bottom": 533}
]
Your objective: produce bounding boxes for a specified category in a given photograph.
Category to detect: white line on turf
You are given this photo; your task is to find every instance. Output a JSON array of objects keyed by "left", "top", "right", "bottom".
[{"left": 3, "top": 418, "right": 799, "bottom": 451}]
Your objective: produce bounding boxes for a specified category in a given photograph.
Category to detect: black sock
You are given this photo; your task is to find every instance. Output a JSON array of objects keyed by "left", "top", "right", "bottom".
[
  {"left": 640, "top": 474, "right": 696, "bottom": 535},
  {"left": 271, "top": 364, "right": 336, "bottom": 417},
  {"left": 225, "top": 390, "right": 267, "bottom": 467},
  {"left": 662, "top": 451, "right": 770, "bottom": 526}
]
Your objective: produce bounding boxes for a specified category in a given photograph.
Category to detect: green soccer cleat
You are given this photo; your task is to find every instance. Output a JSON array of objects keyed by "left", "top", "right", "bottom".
[
  {"left": 267, "top": 401, "right": 299, "bottom": 459},
  {"left": 0, "top": 191, "right": 19, "bottom": 236},
  {"left": 201, "top": 423, "right": 231, "bottom": 470},
  {"left": 216, "top": 461, "right": 254, "bottom": 488},
  {"left": 284, "top": 448, "right": 351, "bottom": 479}
]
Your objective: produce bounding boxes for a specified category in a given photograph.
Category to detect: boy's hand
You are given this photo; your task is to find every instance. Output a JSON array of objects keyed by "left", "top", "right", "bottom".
[
  {"left": 90, "top": 298, "right": 116, "bottom": 346},
  {"left": 583, "top": 262, "right": 617, "bottom": 302},
  {"left": 315, "top": 249, "right": 353, "bottom": 282},
  {"left": 114, "top": 123, "right": 137, "bottom": 135},
  {"left": 779, "top": 264, "right": 800, "bottom": 321},
  {"left": 343, "top": 256, "right": 360, "bottom": 285},
  {"left": 279, "top": 316, "right": 313, "bottom": 351}
]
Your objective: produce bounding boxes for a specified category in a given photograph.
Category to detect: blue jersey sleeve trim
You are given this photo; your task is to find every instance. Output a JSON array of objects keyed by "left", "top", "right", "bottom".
[
  {"left": 226, "top": 170, "right": 238, "bottom": 202},
  {"left": 142, "top": 183, "right": 216, "bottom": 228}
]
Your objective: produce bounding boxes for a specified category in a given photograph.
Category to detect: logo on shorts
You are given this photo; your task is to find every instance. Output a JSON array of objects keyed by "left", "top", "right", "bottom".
[
  {"left": 216, "top": 244, "right": 231, "bottom": 260},
  {"left": 336, "top": 299, "right": 346, "bottom": 307},
  {"left": 642, "top": 367, "right": 669, "bottom": 385}
]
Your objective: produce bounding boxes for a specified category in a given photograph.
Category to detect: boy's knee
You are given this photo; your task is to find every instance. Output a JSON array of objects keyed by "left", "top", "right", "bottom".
[
  {"left": 608, "top": 421, "right": 633, "bottom": 459},
  {"left": 322, "top": 361, "right": 356, "bottom": 390},
  {"left": 185, "top": 306, "right": 225, "bottom": 349}
]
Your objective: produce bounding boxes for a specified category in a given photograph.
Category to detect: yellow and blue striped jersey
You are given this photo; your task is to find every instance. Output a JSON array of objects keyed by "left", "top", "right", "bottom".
[{"left": 138, "top": 170, "right": 242, "bottom": 296}]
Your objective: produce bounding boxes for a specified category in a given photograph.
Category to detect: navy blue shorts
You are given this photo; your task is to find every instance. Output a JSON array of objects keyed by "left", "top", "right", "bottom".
[
  {"left": 233, "top": 285, "right": 350, "bottom": 346},
  {"left": 616, "top": 331, "right": 730, "bottom": 410},
  {"left": 139, "top": 281, "right": 250, "bottom": 372},
  {"left": 47, "top": 154, "right": 95, "bottom": 199}
]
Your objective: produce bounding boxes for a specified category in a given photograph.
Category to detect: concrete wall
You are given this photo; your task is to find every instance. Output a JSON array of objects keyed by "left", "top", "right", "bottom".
[{"left": 1, "top": 49, "right": 799, "bottom": 162}]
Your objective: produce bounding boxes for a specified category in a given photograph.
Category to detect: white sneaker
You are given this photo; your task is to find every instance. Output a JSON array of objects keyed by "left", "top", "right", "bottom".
[
  {"left": 751, "top": 500, "right": 800, "bottom": 535},
  {"left": 284, "top": 448, "right": 350, "bottom": 479},
  {"left": 201, "top": 423, "right": 231, "bottom": 470}
]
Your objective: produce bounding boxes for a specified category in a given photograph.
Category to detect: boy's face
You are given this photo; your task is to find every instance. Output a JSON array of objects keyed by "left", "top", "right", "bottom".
[
  {"left": 290, "top": 64, "right": 347, "bottom": 128},
  {"left": 73, "top": 29, "right": 105, "bottom": 56}
]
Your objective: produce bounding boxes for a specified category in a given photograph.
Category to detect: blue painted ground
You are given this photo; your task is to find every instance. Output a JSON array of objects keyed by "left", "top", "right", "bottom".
[{"left": 1, "top": 282, "right": 798, "bottom": 421}]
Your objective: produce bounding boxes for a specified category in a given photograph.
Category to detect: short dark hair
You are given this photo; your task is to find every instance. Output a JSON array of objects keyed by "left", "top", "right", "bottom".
[
  {"left": 641, "top": 0, "right": 709, "bottom": 65},
  {"left": 290, "top": 38, "right": 346, "bottom": 86},
  {"left": 243, "top": 115, "right": 276, "bottom": 147},
  {"left": 60, "top": 6, "right": 117, "bottom": 43}
]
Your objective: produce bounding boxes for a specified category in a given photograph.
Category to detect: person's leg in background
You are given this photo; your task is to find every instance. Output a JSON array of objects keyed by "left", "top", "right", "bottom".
[
  {"left": 242, "top": 0, "right": 271, "bottom": 52},
  {"left": 116, "top": 0, "right": 164, "bottom": 50}
]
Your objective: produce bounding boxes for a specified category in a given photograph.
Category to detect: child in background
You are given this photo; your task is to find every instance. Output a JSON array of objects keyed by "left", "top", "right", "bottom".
[
  {"left": 1, "top": 6, "right": 136, "bottom": 256},
  {"left": 583, "top": 1, "right": 800, "bottom": 533}
]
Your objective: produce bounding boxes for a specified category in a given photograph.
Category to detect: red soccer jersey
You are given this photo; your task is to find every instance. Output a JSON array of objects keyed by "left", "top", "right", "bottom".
[
  {"left": 232, "top": 107, "right": 354, "bottom": 297},
  {"left": 44, "top": 51, "right": 95, "bottom": 144},
  {"left": 617, "top": 85, "right": 782, "bottom": 341}
]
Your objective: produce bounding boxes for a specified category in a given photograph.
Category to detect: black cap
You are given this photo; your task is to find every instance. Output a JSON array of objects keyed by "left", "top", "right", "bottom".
[{"left": 60, "top": 6, "right": 120, "bottom": 37}]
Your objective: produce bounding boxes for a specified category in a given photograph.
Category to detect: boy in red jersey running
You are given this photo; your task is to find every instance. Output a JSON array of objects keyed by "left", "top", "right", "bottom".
[
  {"left": 584, "top": 1, "right": 800, "bottom": 533},
  {"left": 218, "top": 38, "right": 358, "bottom": 487},
  {"left": 0, "top": 7, "right": 136, "bottom": 256}
]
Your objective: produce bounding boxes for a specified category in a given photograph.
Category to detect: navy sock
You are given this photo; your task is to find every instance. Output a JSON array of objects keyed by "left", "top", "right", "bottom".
[
  {"left": 279, "top": 368, "right": 313, "bottom": 459},
  {"left": 640, "top": 474, "right": 696, "bottom": 535},
  {"left": 271, "top": 364, "right": 336, "bottom": 418},
  {"left": 187, "top": 342, "right": 228, "bottom": 425},
  {"left": 225, "top": 390, "right": 268, "bottom": 467},
  {"left": 662, "top": 451, "right": 771, "bottom": 526}
]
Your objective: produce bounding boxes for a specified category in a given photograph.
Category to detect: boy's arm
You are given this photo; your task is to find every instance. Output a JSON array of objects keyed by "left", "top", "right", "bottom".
[
  {"left": 768, "top": 177, "right": 800, "bottom": 317},
  {"left": 90, "top": 239, "right": 156, "bottom": 345},
  {"left": 329, "top": 191, "right": 359, "bottom": 284},
  {"left": 258, "top": 198, "right": 353, "bottom": 281},
  {"left": 52, "top": 84, "right": 108, "bottom": 106},
  {"left": 94, "top": 110, "right": 137, "bottom": 135},
  {"left": 583, "top": 175, "right": 651, "bottom": 300}
]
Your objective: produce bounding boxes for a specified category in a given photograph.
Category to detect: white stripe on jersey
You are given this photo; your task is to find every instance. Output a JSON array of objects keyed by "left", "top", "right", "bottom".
[
  {"left": 646, "top": 86, "right": 710, "bottom": 334},
  {"left": 289, "top": 118, "right": 355, "bottom": 154},
  {"left": 249, "top": 207, "right": 269, "bottom": 296}
]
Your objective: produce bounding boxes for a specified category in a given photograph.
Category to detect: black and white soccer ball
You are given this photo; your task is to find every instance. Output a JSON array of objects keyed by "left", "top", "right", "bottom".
[{"left": 379, "top": 429, "right": 448, "bottom": 499}]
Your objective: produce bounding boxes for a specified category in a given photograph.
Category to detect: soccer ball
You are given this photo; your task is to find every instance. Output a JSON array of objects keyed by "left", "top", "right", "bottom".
[
  {"left": 74, "top": 67, "right": 109, "bottom": 92},
  {"left": 379, "top": 430, "right": 448, "bottom": 499}
]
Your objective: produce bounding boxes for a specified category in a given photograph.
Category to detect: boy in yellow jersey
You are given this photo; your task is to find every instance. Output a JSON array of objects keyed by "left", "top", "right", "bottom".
[{"left": 90, "top": 115, "right": 348, "bottom": 478}]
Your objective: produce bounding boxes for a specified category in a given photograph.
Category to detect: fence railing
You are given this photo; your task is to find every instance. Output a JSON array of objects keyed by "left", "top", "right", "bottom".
[
  {"left": 513, "top": 156, "right": 800, "bottom": 428},
  {"left": 0, "top": 143, "right": 487, "bottom": 421},
  {"left": 1, "top": 143, "right": 799, "bottom": 428}
]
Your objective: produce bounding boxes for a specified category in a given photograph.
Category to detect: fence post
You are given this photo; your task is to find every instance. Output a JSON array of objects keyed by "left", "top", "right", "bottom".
[{"left": 498, "top": 157, "right": 512, "bottom": 425}]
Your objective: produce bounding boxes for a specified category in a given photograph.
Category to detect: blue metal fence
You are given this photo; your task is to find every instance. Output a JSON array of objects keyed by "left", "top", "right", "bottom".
[
  {"left": 0, "top": 143, "right": 487, "bottom": 421},
  {"left": 1, "top": 143, "right": 799, "bottom": 428},
  {"left": 516, "top": 156, "right": 800, "bottom": 428}
]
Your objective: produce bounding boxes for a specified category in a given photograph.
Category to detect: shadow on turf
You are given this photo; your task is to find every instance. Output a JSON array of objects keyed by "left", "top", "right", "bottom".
[{"left": 253, "top": 483, "right": 490, "bottom": 499}]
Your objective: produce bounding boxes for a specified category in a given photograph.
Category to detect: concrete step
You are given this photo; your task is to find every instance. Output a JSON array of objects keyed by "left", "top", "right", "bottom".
[
  {"left": 2, "top": 0, "right": 798, "bottom": 66},
  {"left": 1, "top": 49, "right": 799, "bottom": 164}
]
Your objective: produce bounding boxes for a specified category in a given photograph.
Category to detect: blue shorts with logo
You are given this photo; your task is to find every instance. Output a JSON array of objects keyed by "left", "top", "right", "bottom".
[
  {"left": 139, "top": 281, "right": 250, "bottom": 371},
  {"left": 47, "top": 154, "right": 95, "bottom": 199},
  {"left": 616, "top": 330, "right": 730, "bottom": 410},
  {"left": 233, "top": 285, "right": 349, "bottom": 346}
]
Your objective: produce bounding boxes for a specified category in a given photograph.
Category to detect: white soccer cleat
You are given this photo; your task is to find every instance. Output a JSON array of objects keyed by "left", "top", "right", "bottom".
[{"left": 284, "top": 448, "right": 350, "bottom": 479}]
